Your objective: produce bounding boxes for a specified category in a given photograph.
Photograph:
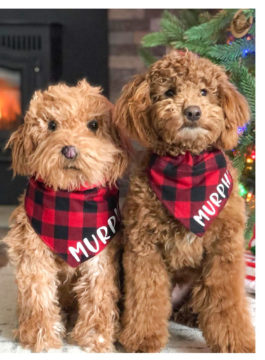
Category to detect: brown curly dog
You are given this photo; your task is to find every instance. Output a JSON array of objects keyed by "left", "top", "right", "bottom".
[
  {"left": 3, "top": 79, "right": 128, "bottom": 352},
  {"left": 114, "top": 51, "right": 255, "bottom": 353}
]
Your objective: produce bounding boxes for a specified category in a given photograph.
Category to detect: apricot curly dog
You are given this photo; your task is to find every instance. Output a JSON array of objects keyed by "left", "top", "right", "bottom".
[
  {"left": 3, "top": 80, "right": 128, "bottom": 352},
  {"left": 114, "top": 51, "right": 255, "bottom": 353}
]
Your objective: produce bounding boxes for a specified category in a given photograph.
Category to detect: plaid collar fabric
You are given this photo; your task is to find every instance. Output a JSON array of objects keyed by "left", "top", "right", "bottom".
[
  {"left": 147, "top": 148, "right": 233, "bottom": 237},
  {"left": 25, "top": 178, "right": 120, "bottom": 267}
]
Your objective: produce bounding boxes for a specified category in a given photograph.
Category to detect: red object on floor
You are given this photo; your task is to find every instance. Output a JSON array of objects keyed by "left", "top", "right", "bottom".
[{"left": 245, "top": 250, "right": 255, "bottom": 293}]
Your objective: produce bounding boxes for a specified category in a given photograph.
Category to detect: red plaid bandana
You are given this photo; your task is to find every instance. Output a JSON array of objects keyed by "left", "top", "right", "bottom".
[
  {"left": 148, "top": 149, "right": 233, "bottom": 237},
  {"left": 25, "top": 178, "right": 120, "bottom": 267}
]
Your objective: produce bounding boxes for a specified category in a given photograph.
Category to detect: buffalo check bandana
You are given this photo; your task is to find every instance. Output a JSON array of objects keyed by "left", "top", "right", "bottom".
[
  {"left": 147, "top": 148, "right": 233, "bottom": 236},
  {"left": 25, "top": 178, "right": 121, "bottom": 267}
]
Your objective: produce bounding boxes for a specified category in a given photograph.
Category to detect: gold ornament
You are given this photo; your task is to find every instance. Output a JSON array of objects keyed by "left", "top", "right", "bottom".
[{"left": 230, "top": 10, "right": 253, "bottom": 38}]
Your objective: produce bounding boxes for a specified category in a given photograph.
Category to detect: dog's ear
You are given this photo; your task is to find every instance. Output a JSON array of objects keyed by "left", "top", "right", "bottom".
[
  {"left": 5, "top": 124, "right": 28, "bottom": 176},
  {"left": 108, "top": 106, "right": 131, "bottom": 184},
  {"left": 217, "top": 78, "right": 250, "bottom": 150},
  {"left": 114, "top": 74, "right": 153, "bottom": 146},
  {"left": 5, "top": 89, "right": 42, "bottom": 176},
  {"left": 5, "top": 114, "right": 35, "bottom": 176}
]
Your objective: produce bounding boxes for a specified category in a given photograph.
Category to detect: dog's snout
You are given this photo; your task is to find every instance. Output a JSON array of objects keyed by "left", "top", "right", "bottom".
[
  {"left": 61, "top": 146, "right": 77, "bottom": 160},
  {"left": 184, "top": 106, "right": 201, "bottom": 121}
]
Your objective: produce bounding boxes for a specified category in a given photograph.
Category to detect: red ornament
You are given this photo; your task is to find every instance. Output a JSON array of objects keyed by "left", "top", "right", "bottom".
[{"left": 226, "top": 33, "right": 235, "bottom": 44}]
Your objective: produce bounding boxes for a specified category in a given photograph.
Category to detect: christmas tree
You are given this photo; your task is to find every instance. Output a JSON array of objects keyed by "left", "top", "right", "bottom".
[{"left": 140, "top": 9, "right": 255, "bottom": 246}]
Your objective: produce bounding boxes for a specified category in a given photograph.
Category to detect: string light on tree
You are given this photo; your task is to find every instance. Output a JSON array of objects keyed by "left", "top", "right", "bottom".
[
  {"left": 246, "top": 192, "right": 253, "bottom": 202},
  {"left": 239, "top": 183, "right": 248, "bottom": 197},
  {"left": 246, "top": 157, "right": 253, "bottom": 164}
]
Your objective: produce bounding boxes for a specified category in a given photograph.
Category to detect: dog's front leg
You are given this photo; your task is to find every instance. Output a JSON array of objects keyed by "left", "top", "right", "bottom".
[
  {"left": 14, "top": 246, "right": 64, "bottom": 351},
  {"left": 192, "top": 230, "right": 255, "bottom": 353},
  {"left": 119, "top": 243, "right": 171, "bottom": 352},
  {"left": 70, "top": 243, "right": 120, "bottom": 352}
]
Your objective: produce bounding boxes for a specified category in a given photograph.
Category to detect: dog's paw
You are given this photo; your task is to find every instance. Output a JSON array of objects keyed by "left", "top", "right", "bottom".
[
  {"left": 118, "top": 326, "right": 140, "bottom": 352},
  {"left": 119, "top": 328, "right": 166, "bottom": 353},
  {"left": 15, "top": 321, "right": 64, "bottom": 352},
  {"left": 70, "top": 329, "right": 114, "bottom": 353},
  {"left": 212, "top": 334, "right": 255, "bottom": 353},
  {"left": 205, "top": 322, "right": 255, "bottom": 353},
  {"left": 83, "top": 334, "right": 115, "bottom": 353},
  {"left": 137, "top": 334, "right": 166, "bottom": 353},
  {"left": 211, "top": 338, "right": 255, "bottom": 353}
]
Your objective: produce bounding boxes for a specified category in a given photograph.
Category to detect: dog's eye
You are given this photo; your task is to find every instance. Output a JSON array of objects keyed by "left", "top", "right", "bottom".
[
  {"left": 48, "top": 120, "right": 57, "bottom": 131},
  {"left": 200, "top": 89, "right": 208, "bottom": 96},
  {"left": 87, "top": 120, "right": 98, "bottom": 132},
  {"left": 165, "top": 89, "right": 175, "bottom": 97}
]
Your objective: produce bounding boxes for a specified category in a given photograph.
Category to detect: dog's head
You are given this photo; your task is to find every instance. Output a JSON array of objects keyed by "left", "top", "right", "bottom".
[
  {"left": 6, "top": 79, "right": 128, "bottom": 190},
  {"left": 114, "top": 51, "right": 250, "bottom": 155}
]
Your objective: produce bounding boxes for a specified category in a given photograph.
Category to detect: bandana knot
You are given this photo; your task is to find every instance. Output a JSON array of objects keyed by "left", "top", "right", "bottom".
[
  {"left": 25, "top": 178, "right": 120, "bottom": 267},
  {"left": 147, "top": 149, "right": 233, "bottom": 236}
]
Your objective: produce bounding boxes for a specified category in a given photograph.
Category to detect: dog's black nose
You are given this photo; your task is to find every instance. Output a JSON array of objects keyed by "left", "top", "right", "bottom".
[
  {"left": 61, "top": 146, "right": 77, "bottom": 160},
  {"left": 184, "top": 106, "right": 201, "bottom": 121}
]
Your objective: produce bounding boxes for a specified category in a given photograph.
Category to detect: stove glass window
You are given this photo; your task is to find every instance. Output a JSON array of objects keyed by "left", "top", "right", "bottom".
[{"left": 0, "top": 67, "right": 22, "bottom": 131}]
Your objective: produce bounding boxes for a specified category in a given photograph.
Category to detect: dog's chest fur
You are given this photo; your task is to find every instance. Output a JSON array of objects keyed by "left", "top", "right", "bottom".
[
  {"left": 123, "top": 152, "right": 240, "bottom": 274},
  {"left": 124, "top": 172, "right": 206, "bottom": 272}
]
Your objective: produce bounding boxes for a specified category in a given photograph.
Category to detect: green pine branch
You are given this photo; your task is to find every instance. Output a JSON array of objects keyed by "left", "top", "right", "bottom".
[
  {"left": 184, "top": 9, "right": 237, "bottom": 43},
  {"left": 141, "top": 32, "right": 169, "bottom": 47},
  {"left": 208, "top": 39, "right": 255, "bottom": 63},
  {"left": 179, "top": 9, "right": 202, "bottom": 28},
  {"left": 160, "top": 11, "right": 184, "bottom": 41},
  {"left": 238, "top": 131, "right": 254, "bottom": 148},
  {"left": 198, "top": 11, "right": 212, "bottom": 24},
  {"left": 245, "top": 206, "right": 255, "bottom": 241},
  {"left": 242, "top": 9, "right": 255, "bottom": 19},
  {"left": 233, "top": 152, "right": 246, "bottom": 173},
  {"left": 138, "top": 47, "right": 158, "bottom": 67},
  {"left": 141, "top": 10, "right": 206, "bottom": 50},
  {"left": 170, "top": 40, "right": 210, "bottom": 57},
  {"left": 249, "top": 22, "right": 255, "bottom": 35},
  {"left": 229, "top": 63, "right": 255, "bottom": 117}
]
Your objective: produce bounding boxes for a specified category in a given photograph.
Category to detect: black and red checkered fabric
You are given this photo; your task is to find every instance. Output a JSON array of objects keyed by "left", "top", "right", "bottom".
[
  {"left": 25, "top": 178, "right": 120, "bottom": 267},
  {"left": 147, "top": 148, "right": 233, "bottom": 236}
]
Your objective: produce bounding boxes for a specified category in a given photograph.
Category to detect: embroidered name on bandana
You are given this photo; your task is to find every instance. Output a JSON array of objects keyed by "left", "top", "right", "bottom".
[
  {"left": 25, "top": 178, "right": 120, "bottom": 267},
  {"left": 148, "top": 149, "right": 233, "bottom": 237}
]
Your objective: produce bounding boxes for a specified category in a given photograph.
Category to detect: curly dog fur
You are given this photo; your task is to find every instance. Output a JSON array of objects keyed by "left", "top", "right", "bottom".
[
  {"left": 3, "top": 79, "right": 128, "bottom": 352},
  {"left": 114, "top": 51, "right": 255, "bottom": 353}
]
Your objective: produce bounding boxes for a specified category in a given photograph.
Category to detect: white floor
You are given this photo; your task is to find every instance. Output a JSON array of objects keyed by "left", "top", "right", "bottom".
[
  {"left": 0, "top": 205, "right": 14, "bottom": 228},
  {"left": 0, "top": 262, "right": 255, "bottom": 353}
]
